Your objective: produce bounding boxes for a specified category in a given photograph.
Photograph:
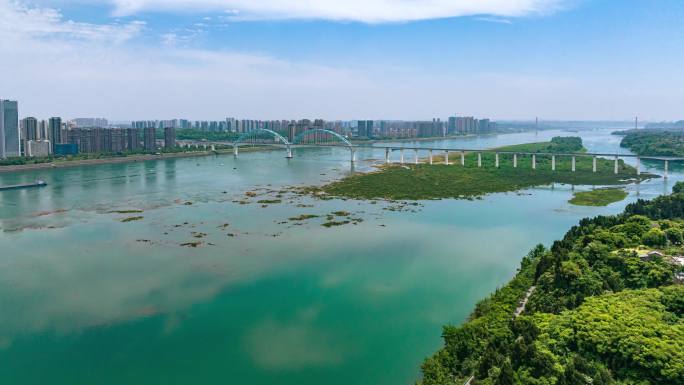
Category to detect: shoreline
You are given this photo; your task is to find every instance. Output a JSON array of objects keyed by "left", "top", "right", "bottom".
[{"left": 0, "top": 146, "right": 279, "bottom": 174}]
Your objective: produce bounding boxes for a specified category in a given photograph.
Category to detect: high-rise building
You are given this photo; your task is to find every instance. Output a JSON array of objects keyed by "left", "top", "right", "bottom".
[
  {"left": 127, "top": 128, "right": 140, "bottom": 151},
  {"left": 143, "top": 127, "right": 156, "bottom": 151},
  {"left": 49, "top": 117, "right": 62, "bottom": 154},
  {"left": 21, "top": 117, "right": 38, "bottom": 156},
  {"left": 357, "top": 120, "right": 373, "bottom": 138},
  {"left": 164, "top": 127, "right": 176, "bottom": 149},
  {"left": 0, "top": 100, "right": 20, "bottom": 159},
  {"left": 447, "top": 116, "right": 457, "bottom": 134},
  {"left": 21, "top": 117, "right": 38, "bottom": 141}
]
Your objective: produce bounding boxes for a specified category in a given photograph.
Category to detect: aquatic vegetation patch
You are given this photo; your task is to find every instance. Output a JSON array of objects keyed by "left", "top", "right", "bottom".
[
  {"left": 569, "top": 188, "right": 628, "bottom": 206},
  {"left": 257, "top": 199, "right": 282, "bottom": 204},
  {"left": 120, "top": 216, "right": 144, "bottom": 222},
  {"left": 288, "top": 214, "right": 319, "bottom": 221},
  {"left": 180, "top": 241, "right": 203, "bottom": 247},
  {"left": 322, "top": 220, "right": 351, "bottom": 228}
]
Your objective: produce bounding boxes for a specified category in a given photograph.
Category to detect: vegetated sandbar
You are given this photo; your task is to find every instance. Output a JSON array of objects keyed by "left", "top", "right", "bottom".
[
  {"left": 568, "top": 187, "right": 628, "bottom": 206},
  {"left": 308, "top": 138, "right": 656, "bottom": 200}
]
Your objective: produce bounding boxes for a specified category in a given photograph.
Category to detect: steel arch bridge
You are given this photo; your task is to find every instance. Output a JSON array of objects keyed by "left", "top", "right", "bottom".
[
  {"left": 232, "top": 128, "right": 294, "bottom": 158},
  {"left": 293, "top": 128, "right": 353, "bottom": 147},
  {"left": 294, "top": 128, "right": 356, "bottom": 162},
  {"left": 232, "top": 128, "right": 356, "bottom": 161}
]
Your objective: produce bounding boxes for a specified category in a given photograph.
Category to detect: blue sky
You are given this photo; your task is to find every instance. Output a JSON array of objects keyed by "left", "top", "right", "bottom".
[{"left": 2, "top": 0, "right": 684, "bottom": 121}]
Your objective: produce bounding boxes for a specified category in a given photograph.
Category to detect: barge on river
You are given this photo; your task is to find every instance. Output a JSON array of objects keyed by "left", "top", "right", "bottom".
[{"left": 0, "top": 180, "right": 48, "bottom": 191}]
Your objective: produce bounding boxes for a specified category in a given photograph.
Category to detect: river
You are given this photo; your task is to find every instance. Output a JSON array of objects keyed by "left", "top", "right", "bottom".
[{"left": 0, "top": 128, "right": 679, "bottom": 385}]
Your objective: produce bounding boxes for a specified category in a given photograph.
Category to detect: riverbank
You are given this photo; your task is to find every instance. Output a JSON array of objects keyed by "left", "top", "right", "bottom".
[
  {"left": 306, "top": 138, "right": 655, "bottom": 200},
  {"left": 0, "top": 146, "right": 277, "bottom": 174},
  {"left": 420, "top": 185, "right": 684, "bottom": 384}
]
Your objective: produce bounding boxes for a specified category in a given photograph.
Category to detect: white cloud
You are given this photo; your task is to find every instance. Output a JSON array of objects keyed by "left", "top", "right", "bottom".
[
  {"left": 109, "top": 0, "right": 564, "bottom": 22},
  {"left": 0, "top": 0, "right": 144, "bottom": 43}
]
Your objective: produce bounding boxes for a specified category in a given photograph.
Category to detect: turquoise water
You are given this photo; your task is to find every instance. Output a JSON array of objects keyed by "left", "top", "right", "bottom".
[{"left": 0, "top": 129, "right": 678, "bottom": 385}]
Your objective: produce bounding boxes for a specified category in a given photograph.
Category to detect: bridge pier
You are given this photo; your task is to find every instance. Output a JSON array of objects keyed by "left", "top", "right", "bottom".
[
  {"left": 495, "top": 153, "right": 499, "bottom": 168},
  {"left": 636, "top": 157, "right": 641, "bottom": 175},
  {"left": 665, "top": 160, "right": 669, "bottom": 179},
  {"left": 350, "top": 149, "right": 356, "bottom": 163},
  {"left": 445, "top": 151, "right": 449, "bottom": 165},
  {"left": 552, "top": 155, "right": 556, "bottom": 171},
  {"left": 461, "top": 151, "right": 465, "bottom": 166},
  {"left": 385, "top": 148, "right": 390, "bottom": 164},
  {"left": 210, "top": 144, "right": 216, "bottom": 152},
  {"left": 513, "top": 154, "right": 517, "bottom": 168},
  {"left": 614, "top": 156, "right": 618, "bottom": 174},
  {"left": 593, "top": 156, "right": 597, "bottom": 173},
  {"left": 400, "top": 149, "right": 405, "bottom": 164},
  {"left": 233, "top": 146, "right": 238, "bottom": 157},
  {"left": 572, "top": 156, "right": 576, "bottom": 172},
  {"left": 429, "top": 150, "right": 433, "bottom": 165},
  {"left": 414, "top": 149, "right": 419, "bottom": 164},
  {"left": 477, "top": 153, "right": 482, "bottom": 167},
  {"left": 532, "top": 154, "right": 536, "bottom": 170},
  {"left": 286, "top": 146, "right": 293, "bottom": 159}
]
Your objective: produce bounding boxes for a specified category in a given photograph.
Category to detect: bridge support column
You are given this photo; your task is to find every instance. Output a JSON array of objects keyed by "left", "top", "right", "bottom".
[
  {"left": 495, "top": 153, "right": 499, "bottom": 168},
  {"left": 552, "top": 155, "right": 556, "bottom": 171},
  {"left": 513, "top": 154, "right": 517, "bottom": 168},
  {"left": 210, "top": 144, "right": 216, "bottom": 151},
  {"left": 429, "top": 150, "right": 433, "bottom": 165},
  {"left": 665, "top": 160, "right": 669, "bottom": 179},
  {"left": 572, "top": 156, "right": 576, "bottom": 172},
  {"left": 477, "top": 153, "right": 482, "bottom": 167},
  {"left": 445, "top": 151, "right": 449, "bottom": 165},
  {"left": 414, "top": 149, "right": 419, "bottom": 164},
  {"left": 614, "top": 156, "right": 619, "bottom": 174},
  {"left": 233, "top": 146, "right": 238, "bottom": 157},
  {"left": 400, "top": 149, "right": 405, "bottom": 164},
  {"left": 350, "top": 149, "right": 356, "bottom": 163},
  {"left": 461, "top": 151, "right": 465, "bottom": 166},
  {"left": 532, "top": 154, "right": 536, "bottom": 170},
  {"left": 286, "top": 146, "right": 293, "bottom": 159},
  {"left": 385, "top": 148, "right": 390, "bottom": 164},
  {"left": 636, "top": 157, "right": 641, "bottom": 175},
  {"left": 593, "top": 156, "right": 597, "bottom": 173}
]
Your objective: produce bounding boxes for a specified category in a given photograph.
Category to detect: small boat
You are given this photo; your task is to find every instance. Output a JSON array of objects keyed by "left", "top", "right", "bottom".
[{"left": 0, "top": 180, "right": 48, "bottom": 191}]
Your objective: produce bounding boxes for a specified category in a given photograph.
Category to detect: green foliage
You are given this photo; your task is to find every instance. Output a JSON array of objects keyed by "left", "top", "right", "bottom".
[
  {"left": 498, "top": 136, "right": 584, "bottom": 154},
  {"left": 420, "top": 182, "right": 684, "bottom": 385},
  {"left": 620, "top": 130, "right": 684, "bottom": 157},
  {"left": 568, "top": 188, "right": 628, "bottom": 206},
  {"left": 642, "top": 228, "right": 667, "bottom": 247}
]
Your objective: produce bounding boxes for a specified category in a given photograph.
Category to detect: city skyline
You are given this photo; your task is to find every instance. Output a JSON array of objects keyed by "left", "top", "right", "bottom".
[{"left": 2, "top": 0, "right": 684, "bottom": 120}]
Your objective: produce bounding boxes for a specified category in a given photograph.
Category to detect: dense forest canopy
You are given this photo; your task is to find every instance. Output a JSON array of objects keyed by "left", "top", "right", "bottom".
[
  {"left": 619, "top": 130, "right": 684, "bottom": 157},
  {"left": 420, "top": 183, "right": 684, "bottom": 385}
]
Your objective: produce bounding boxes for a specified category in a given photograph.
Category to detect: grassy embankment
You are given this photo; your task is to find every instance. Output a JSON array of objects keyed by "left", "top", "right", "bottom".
[
  {"left": 419, "top": 183, "right": 684, "bottom": 385},
  {"left": 311, "top": 137, "right": 654, "bottom": 200}
]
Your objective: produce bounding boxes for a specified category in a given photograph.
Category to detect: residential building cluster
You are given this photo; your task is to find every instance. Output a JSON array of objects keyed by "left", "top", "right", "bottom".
[
  {"left": 1, "top": 98, "right": 499, "bottom": 159},
  {"left": 0, "top": 99, "right": 177, "bottom": 159}
]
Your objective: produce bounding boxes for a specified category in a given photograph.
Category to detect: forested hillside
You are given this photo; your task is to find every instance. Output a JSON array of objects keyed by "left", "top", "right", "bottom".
[{"left": 420, "top": 183, "right": 684, "bottom": 385}]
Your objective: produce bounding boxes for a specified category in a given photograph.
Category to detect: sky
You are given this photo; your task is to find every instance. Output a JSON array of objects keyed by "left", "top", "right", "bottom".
[{"left": 1, "top": 0, "right": 684, "bottom": 121}]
